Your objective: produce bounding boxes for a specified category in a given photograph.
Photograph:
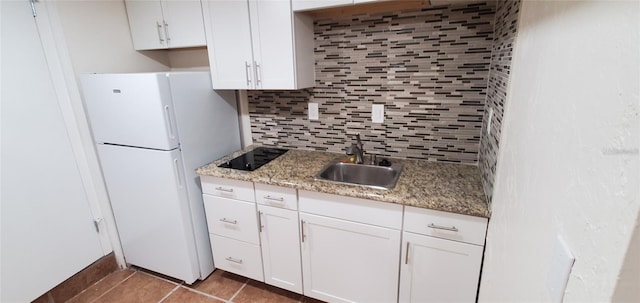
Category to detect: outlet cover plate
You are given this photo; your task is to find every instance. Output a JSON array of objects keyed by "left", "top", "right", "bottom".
[
  {"left": 309, "top": 103, "right": 319, "bottom": 120},
  {"left": 372, "top": 104, "right": 384, "bottom": 123}
]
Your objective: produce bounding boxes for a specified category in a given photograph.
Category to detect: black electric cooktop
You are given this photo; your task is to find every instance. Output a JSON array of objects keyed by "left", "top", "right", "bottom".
[{"left": 218, "top": 147, "right": 288, "bottom": 171}]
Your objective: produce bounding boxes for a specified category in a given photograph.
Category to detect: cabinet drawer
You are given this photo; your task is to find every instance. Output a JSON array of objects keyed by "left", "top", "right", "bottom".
[
  {"left": 255, "top": 183, "right": 298, "bottom": 210},
  {"left": 201, "top": 176, "right": 255, "bottom": 202},
  {"left": 210, "top": 234, "right": 264, "bottom": 282},
  {"left": 203, "top": 195, "right": 259, "bottom": 244},
  {"left": 404, "top": 206, "right": 488, "bottom": 246}
]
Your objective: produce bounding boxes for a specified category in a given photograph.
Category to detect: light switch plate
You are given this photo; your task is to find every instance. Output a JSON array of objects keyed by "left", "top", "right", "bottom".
[
  {"left": 309, "top": 103, "right": 319, "bottom": 120},
  {"left": 372, "top": 104, "right": 384, "bottom": 123},
  {"left": 547, "top": 235, "right": 575, "bottom": 303},
  {"left": 487, "top": 107, "right": 493, "bottom": 136}
]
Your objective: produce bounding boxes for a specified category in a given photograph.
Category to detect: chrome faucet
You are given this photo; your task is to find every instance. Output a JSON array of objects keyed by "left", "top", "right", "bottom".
[{"left": 346, "top": 133, "right": 365, "bottom": 164}]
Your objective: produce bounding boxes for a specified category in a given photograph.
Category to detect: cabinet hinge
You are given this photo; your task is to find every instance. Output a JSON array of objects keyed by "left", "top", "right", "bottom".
[
  {"left": 29, "top": 0, "right": 37, "bottom": 17},
  {"left": 93, "top": 218, "right": 103, "bottom": 233}
]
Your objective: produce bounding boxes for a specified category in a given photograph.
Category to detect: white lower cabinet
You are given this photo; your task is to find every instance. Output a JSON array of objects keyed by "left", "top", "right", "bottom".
[
  {"left": 201, "top": 178, "right": 488, "bottom": 303},
  {"left": 300, "top": 212, "right": 401, "bottom": 303},
  {"left": 202, "top": 178, "right": 264, "bottom": 281},
  {"left": 258, "top": 204, "right": 303, "bottom": 294},
  {"left": 400, "top": 206, "right": 488, "bottom": 303},
  {"left": 399, "top": 232, "right": 483, "bottom": 303}
]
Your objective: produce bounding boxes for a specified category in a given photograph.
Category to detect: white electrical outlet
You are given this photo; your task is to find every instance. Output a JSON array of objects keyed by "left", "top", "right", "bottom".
[
  {"left": 372, "top": 104, "right": 384, "bottom": 123},
  {"left": 309, "top": 102, "right": 319, "bottom": 120},
  {"left": 487, "top": 107, "right": 494, "bottom": 136},
  {"left": 547, "top": 235, "right": 575, "bottom": 303}
]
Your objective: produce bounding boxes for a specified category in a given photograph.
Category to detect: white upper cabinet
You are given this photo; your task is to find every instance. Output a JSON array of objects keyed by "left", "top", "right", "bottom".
[
  {"left": 125, "top": 0, "right": 206, "bottom": 50},
  {"left": 292, "top": 0, "right": 387, "bottom": 12},
  {"left": 203, "top": 0, "right": 315, "bottom": 90},
  {"left": 292, "top": 0, "right": 352, "bottom": 12}
]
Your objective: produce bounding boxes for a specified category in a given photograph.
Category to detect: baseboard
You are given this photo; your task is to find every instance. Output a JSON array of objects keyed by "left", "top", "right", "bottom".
[{"left": 31, "top": 253, "right": 120, "bottom": 303}]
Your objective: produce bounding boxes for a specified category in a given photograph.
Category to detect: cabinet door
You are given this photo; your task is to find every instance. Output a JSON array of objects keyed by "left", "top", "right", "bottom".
[
  {"left": 258, "top": 205, "right": 303, "bottom": 294},
  {"left": 399, "top": 232, "right": 483, "bottom": 303},
  {"left": 162, "top": 0, "right": 206, "bottom": 48},
  {"left": 203, "top": 0, "right": 254, "bottom": 89},
  {"left": 300, "top": 213, "right": 401, "bottom": 303},
  {"left": 249, "top": 0, "right": 296, "bottom": 89},
  {"left": 125, "top": 0, "right": 167, "bottom": 50}
]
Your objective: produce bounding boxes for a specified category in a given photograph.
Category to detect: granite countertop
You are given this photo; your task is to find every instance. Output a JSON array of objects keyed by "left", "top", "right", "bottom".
[{"left": 196, "top": 145, "right": 490, "bottom": 218}]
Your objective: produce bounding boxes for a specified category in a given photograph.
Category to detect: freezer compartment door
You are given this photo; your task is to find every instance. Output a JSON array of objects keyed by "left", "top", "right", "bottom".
[
  {"left": 81, "top": 73, "right": 179, "bottom": 150},
  {"left": 96, "top": 144, "right": 200, "bottom": 283}
]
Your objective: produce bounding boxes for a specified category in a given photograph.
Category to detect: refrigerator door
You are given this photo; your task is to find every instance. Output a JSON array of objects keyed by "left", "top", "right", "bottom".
[
  {"left": 81, "top": 73, "right": 179, "bottom": 150},
  {"left": 96, "top": 144, "right": 200, "bottom": 283}
]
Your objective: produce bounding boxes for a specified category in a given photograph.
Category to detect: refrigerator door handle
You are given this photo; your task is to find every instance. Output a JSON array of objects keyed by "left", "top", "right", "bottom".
[
  {"left": 173, "top": 158, "right": 184, "bottom": 189},
  {"left": 164, "top": 105, "right": 176, "bottom": 140}
]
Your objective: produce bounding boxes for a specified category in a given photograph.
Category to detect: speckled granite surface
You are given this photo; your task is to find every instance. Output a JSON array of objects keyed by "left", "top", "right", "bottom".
[{"left": 197, "top": 146, "right": 490, "bottom": 218}]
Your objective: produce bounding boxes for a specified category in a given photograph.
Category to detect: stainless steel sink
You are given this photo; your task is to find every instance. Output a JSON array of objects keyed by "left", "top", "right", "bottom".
[{"left": 314, "top": 160, "right": 403, "bottom": 190}]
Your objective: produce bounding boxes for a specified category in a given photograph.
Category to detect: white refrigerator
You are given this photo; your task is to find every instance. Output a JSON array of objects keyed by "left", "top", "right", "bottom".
[{"left": 81, "top": 72, "right": 241, "bottom": 283}]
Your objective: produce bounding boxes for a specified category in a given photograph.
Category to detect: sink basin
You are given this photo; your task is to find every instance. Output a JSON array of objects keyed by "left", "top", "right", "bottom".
[{"left": 314, "top": 160, "right": 403, "bottom": 190}]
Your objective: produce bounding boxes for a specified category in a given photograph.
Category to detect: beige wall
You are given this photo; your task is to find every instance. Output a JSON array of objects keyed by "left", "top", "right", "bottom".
[
  {"left": 479, "top": 0, "right": 639, "bottom": 301},
  {"left": 55, "top": 0, "right": 170, "bottom": 75},
  {"left": 168, "top": 47, "right": 209, "bottom": 71}
]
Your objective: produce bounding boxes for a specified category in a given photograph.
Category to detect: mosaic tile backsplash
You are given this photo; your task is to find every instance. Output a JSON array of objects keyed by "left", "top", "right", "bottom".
[
  {"left": 248, "top": 2, "right": 496, "bottom": 164},
  {"left": 479, "top": 0, "right": 521, "bottom": 203}
]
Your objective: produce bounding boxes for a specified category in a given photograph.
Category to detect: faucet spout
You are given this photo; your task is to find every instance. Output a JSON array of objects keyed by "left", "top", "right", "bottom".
[{"left": 346, "top": 134, "right": 365, "bottom": 164}]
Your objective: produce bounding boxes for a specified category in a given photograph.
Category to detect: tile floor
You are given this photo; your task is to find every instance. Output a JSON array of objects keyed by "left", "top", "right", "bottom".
[{"left": 65, "top": 268, "right": 325, "bottom": 303}]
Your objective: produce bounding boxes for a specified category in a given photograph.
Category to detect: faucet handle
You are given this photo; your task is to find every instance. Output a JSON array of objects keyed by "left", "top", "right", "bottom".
[{"left": 369, "top": 154, "right": 377, "bottom": 165}]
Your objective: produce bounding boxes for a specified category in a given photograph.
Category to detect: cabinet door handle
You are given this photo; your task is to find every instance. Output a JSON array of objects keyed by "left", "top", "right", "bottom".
[
  {"left": 225, "top": 257, "right": 243, "bottom": 264},
  {"left": 405, "top": 241, "right": 410, "bottom": 264},
  {"left": 300, "top": 220, "right": 306, "bottom": 243},
  {"left": 156, "top": 21, "right": 165, "bottom": 43},
  {"left": 215, "top": 187, "right": 234, "bottom": 193},
  {"left": 163, "top": 20, "right": 171, "bottom": 42},
  {"left": 263, "top": 195, "right": 284, "bottom": 203},
  {"left": 245, "top": 61, "right": 252, "bottom": 87},
  {"left": 219, "top": 218, "right": 237, "bottom": 224},
  {"left": 428, "top": 223, "right": 459, "bottom": 232},
  {"left": 254, "top": 61, "right": 261, "bottom": 87},
  {"left": 258, "top": 211, "right": 264, "bottom": 232}
]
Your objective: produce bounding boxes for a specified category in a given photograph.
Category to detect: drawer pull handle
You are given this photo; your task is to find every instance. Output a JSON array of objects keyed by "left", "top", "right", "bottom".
[
  {"left": 225, "top": 257, "right": 243, "bottom": 264},
  {"left": 428, "top": 223, "right": 459, "bottom": 232},
  {"left": 215, "top": 187, "right": 234, "bottom": 193},
  {"left": 219, "top": 218, "right": 237, "bottom": 224},
  {"left": 264, "top": 195, "right": 284, "bottom": 202}
]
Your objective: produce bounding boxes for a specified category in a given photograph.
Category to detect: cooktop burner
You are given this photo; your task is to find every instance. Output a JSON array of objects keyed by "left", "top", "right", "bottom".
[{"left": 218, "top": 147, "right": 288, "bottom": 171}]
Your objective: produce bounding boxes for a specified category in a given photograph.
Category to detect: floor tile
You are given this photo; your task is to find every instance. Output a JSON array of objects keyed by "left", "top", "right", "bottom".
[
  {"left": 162, "top": 287, "right": 224, "bottom": 303},
  {"left": 66, "top": 269, "right": 135, "bottom": 303},
  {"left": 231, "top": 280, "right": 302, "bottom": 303},
  {"left": 189, "top": 270, "right": 247, "bottom": 300},
  {"left": 301, "top": 296, "right": 326, "bottom": 303},
  {"left": 92, "top": 272, "right": 175, "bottom": 303},
  {"left": 31, "top": 293, "right": 52, "bottom": 303}
]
